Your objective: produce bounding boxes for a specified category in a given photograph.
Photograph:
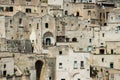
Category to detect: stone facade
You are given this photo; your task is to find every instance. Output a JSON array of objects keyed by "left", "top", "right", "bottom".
[{"left": 0, "top": 0, "right": 120, "bottom": 80}]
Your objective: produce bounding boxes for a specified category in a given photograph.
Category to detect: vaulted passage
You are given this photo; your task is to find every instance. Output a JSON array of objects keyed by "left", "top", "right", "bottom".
[{"left": 35, "top": 60, "right": 43, "bottom": 80}]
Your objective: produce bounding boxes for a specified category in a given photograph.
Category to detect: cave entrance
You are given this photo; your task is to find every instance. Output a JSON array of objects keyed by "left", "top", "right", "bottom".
[{"left": 35, "top": 60, "right": 43, "bottom": 80}]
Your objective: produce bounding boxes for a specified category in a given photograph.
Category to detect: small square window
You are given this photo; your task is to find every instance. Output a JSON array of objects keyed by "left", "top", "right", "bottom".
[
  {"left": 26, "top": 8, "right": 31, "bottom": 13},
  {"left": 59, "top": 51, "right": 62, "bottom": 55}
]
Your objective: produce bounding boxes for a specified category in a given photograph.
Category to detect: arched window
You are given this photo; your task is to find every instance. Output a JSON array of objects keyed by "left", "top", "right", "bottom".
[
  {"left": 72, "top": 38, "right": 77, "bottom": 42},
  {"left": 46, "top": 38, "right": 51, "bottom": 45}
]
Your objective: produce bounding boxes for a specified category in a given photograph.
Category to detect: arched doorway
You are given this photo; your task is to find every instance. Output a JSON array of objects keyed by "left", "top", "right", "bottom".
[
  {"left": 46, "top": 38, "right": 51, "bottom": 45},
  {"left": 72, "top": 37, "right": 77, "bottom": 42},
  {"left": 35, "top": 60, "right": 43, "bottom": 80},
  {"left": 43, "top": 31, "right": 53, "bottom": 46}
]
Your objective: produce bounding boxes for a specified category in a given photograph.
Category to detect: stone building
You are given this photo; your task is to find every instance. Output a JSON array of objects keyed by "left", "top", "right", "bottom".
[
  {"left": 0, "top": 55, "right": 14, "bottom": 78},
  {"left": 56, "top": 47, "right": 91, "bottom": 80},
  {"left": 0, "top": 0, "right": 119, "bottom": 80}
]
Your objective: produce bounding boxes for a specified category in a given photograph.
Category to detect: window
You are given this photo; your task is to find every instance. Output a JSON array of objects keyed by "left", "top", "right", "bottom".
[
  {"left": 110, "top": 62, "right": 114, "bottom": 68},
  {"left": 26, "top": 0, "right": 31, "bottom": 2},
  {"left": 65, "top": 10, "right": 68, "bottom": 15},
  {"left": 59, "top": 51, "right": 62, "bottom": 55},
  {"left": 49, "top": 77, "right": 51, "bottom": 80},
  {"left": 80, "top": 61, "right": 84, "bottom": 68},
  {"left": 74, "top": 0, "right": 76, "bottom": 3},
  {"left": 41, "top": 10, "right": 43, "bottom": 13},
  {"left": 104, "top": 23, "right": 107, "bottom": 26},
  {"left": 59, "top": 63, "right": 62, "bottom": 69},
  {"left": 89, "top": 39, "right": 92, "bottom": 43},
  {"left": 9, "top": 7, "right": 13, "bottom": 12},
  {"left": 118, "top": 15, "right": 120, "bottom": 20},
  {"left": 102, "top": 58, "right": 104, "bottom": 62},
  {"left": 100, "top": 13, "right": 102, "bottom": 20},
  {"left": 37, "top": 23, "right": 39, "bottom": 29},
  {"left": 72, "top": 38, "right": 77, "bottom": 42},
  {"left": 106, "top": 12, "right": 109, "bottom": 20},
  {"left": 99, "top": 49, "right": 105, "bottom": 54},
  {"left": 80, "top": 0, "right": 83, "bottom": 2},
  {"left": 5, "top": 7, "right": 13, "bottom": 12},
  {"left": 102, "top": 33, "right": 104, "bottom": 37},
  {"left": 111, "top": 49, "right": 113, "bottom": 54},
  {"left": 88, "top": 10, "right": 91, "bottom": 16},
  {"left": 26, "top": 8, "right": 31, "bottom": 13},
  {"left": 0, "top": 7, "right": 4, "bottom": 12},
  {"left": 45, "top": 23, "right": 48, "bottom": 28},
  {"left": 103, "top": 13, "right": 105, "bottom": 18},
  {"left": 66, "top": 4, "right": 69, "bottom": 6},
  {"left": 78, "top": 78, "right": 80, "bottom": 80},
  {"left": 4, "top": 64, "right": 6, "bottom": 68},
  {"left": 11, "top": 0, "right": 14, "bottom": 3},
  {"left": 74, "top": 61, "right": 78, "bottom": 69},
  {"left": 10, "top": 20, "right": 12, "bottom": 24},
  {"left": 89, "top": 0, "right": 92, "bottom": 2},
  {"left": 19, "top": 18, "right": 22, "bottom": 24},
  {"left": 71, "top": 24, "right": 73, "bottom": 26},
  {"left": 10, "top": 26, "right": 13, "bottom": 28},
  {"left": 76, "top": 12, "right": 79, "bottom": 16},
  {"left": 111, "top": 17, "right": 113, "bottom": 20},
  {"left": 117, "top": 26, "right": 120, "bottom": 30},
  {"left": 29, "top": 24, "right": 31, "bottom": 27},
  {"left": 101, "top": 43, "right": 103, "bottom": 45}
]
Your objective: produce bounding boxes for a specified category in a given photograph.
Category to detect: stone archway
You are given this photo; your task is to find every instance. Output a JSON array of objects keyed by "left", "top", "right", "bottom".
[
  {"left": 35, "top": 60, "right": 43, "bottom": 80},
  {"left": 43, "top": 31, "right": 53, "bottom": 46},
  {"left": 46, "top": 38, "right": 51, "bottom": 45}
]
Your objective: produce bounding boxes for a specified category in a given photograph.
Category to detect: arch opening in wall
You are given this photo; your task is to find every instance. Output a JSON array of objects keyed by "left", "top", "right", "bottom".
[
  {"left": 43, "top": 32, "right": 53, "bottom": 46},
  {"left": 72, "top": 37, "right": 77, "bottom": 42},
  {"left": 35, "top": 60, "right": 43, "bottom": 80},
  {"left": 46, "top": 38, "right": 51, "bottom": 45}
]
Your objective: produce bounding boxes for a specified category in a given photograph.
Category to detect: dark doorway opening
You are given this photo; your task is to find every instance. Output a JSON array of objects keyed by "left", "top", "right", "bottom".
[
  {"left": 46, "top": 38, "right": 51, "bottom": 45},
  {"left": 99, "top": 49, "right": 105, "bottom": 54},
  {"left": 3, "top": 70, "right": 6, "bottom": 77},
  {"left": 35, "top": 60, "right": 43, "bottom": 80},
  {"left": 111, "top": 49, "right": 113, "bottom": 54}
]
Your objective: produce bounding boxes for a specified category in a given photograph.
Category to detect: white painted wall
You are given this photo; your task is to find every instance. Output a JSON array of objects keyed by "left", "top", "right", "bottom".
[
  {"left": 48, "top": 0, "right": 63, "bottom": 8},
  {"left": 56, "top": 48, "right": 91, "bottom": 80}
]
